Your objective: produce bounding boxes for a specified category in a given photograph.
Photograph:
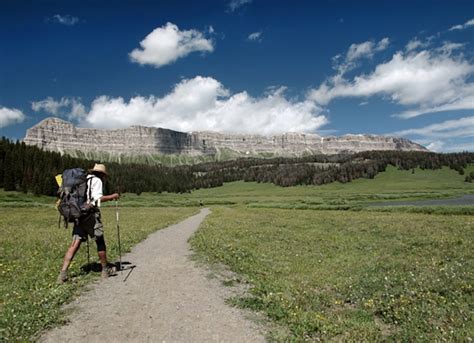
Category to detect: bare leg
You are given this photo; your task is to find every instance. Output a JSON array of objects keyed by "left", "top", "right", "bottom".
[
  {"left": 61, "top": 239, "right": 82, "bottom": 272},
  {"left": 95, "top": 235, "right": 108, "bottom": 268},
  {"left": 96, "top": 237, "right": 115, "bottom": 277},
  {"left": 98, "top": 250, "right": 107, "bottom": 269}
]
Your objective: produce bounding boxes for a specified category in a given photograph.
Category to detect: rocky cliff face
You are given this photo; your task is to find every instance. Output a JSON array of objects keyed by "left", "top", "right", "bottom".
[{"left": 23, "top": 117, "right": 428, "bottom": 157}]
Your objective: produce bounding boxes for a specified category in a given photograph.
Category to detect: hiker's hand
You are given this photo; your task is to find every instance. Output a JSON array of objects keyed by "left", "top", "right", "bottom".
[{"left": 112, "top": 193, "right": 120, "bottom": 200}]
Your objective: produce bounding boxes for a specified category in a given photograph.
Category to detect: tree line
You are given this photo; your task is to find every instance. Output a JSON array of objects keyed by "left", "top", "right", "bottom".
[
  {"left": 1, "top": 137, "right": 473, "bottom": 196},
  {"left": 0, "top": 138, "right": 193, "bottom": 195}
]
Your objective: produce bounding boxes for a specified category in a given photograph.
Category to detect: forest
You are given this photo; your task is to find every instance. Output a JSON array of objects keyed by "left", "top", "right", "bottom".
[{"left": 1, "top": 137, "right": 473, "bottom": 196}]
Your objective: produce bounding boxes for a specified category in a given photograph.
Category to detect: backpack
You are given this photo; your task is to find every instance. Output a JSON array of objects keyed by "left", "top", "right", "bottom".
[{"left": 57, "top": 168, "right": 92, "bottom": 228}]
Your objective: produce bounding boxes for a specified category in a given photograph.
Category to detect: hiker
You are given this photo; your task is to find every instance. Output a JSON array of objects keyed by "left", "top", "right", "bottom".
[{"left": 57, "top": 163, "right": 120, "bottom": 283}]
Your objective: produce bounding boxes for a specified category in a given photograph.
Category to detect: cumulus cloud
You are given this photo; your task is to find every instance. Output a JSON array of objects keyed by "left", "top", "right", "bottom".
[
  {"left": 32, "top": 97, "right": 67, "bottom": 115},
  {"left": 247, "top": 31, "right": 263, "bottom": 42},
  {"left": 129, "top": 23, "right": 214, "bottom": 68},
  {"left": 392, "top": 116, "right": 474, "bottom": 152},
  {"left": 425, "top": 141, "right": 444, "bottom": 152},
  {"left": 0, "top": 107, "right": 25, "bottom": 128},
  {"left": 405, "top": 38, "right": 430, "bottom": 52},
  {"left": 395, "top": 84, "right": 474, "bottom": 118},
  {"left": 332, "top": 38, "right": 390, "bottom": 75},
  {"left": 32, "top": 97, "right": 86, "bottom": 121},
  {"left": 347, "top": 38, "right": 389, "bottom": 62},
  {"left": 43, "top": 77, "right": 327, "bottom": 135},
  {"left": 440, "top": 142, "right": 474, "bottom": 152},
  {"left": 420, "top": 140, "right": 474, "bottom": 152},
  {"left": 449, "top": 18, "right": 474, "bottom": 31},
  {"left": 392, "top": 116, "right": 474, "bottom": 138},
  {"left": 436, "top": 41, "right": 465, "bottom": 55},
  {"left": 228, "top": 0, "right": 252, "bottom": 12},
  {"left": 310, "top": 42, "right": 474, "bottom": 117},
  {"left": 48, "top": 14, "right": 79, "bottom": 26}
]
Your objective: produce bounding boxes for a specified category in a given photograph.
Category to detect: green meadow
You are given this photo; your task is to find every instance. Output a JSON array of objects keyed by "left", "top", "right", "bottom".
[
  {"left": 189, "top": 166, "right": 473, "bottom": 341},
  {"left": 192, "top": 208, "right": 472, "bottom": 341},
  {"left": 115, "top": 165, "right": 474, "bottom": 212},
  {"left": 0, "top": 165, "right": 473, "bottom": 341},
  {"left": 0, "top": 206, "right": 198, "bottom": 341}
]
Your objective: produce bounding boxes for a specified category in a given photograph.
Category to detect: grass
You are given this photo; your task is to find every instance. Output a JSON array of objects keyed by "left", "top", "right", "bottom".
[
  {"left": 190, "top": 207, "right": 473, "bottom": 341},
  {"left": 0, "top": 164, "right": 473, "bottom": 341},
  {"left": 1, "top": 163, "right": 472, "bottom": 211},
  {"left": 0, "top": 206, "right": 197, "bottom": 341},
  {"left": 108, "top": 165, "right": 474, "bottom": 209},
  {"left": 187, "top": 165, "right": 473, "bottom": 340},
  {"left": 0, "top": 191, "right": 55, "bottom": 208}
]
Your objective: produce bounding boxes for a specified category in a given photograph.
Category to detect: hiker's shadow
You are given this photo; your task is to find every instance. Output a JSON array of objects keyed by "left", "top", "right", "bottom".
[
  {"left": 115, "top": 261, "right": 133, "bottom": 271},
  {"left": 80, "top": 261, "right": 134, "bottom": 274},
  {"left": 80, "top": 262, "right": 102, "bottom": 273}
]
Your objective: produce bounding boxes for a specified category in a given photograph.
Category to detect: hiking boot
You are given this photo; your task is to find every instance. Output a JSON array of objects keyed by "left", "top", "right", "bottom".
[
  {"left": 101, "top": 265, "right": 117, "bottom": 278},
  {"left": 57, "top": 270, "right": 68, "bottom": 284}
]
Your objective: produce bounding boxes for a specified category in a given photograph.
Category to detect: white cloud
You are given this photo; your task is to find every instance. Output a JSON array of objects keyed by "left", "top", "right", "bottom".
[
  {"left": 392, "top": 116, "right": 474, "bottom": 138},
  {"left": 441, "top": 142, "right": 474, "bottom": 152},
  {"left": 333, "top": 38, "right": 390, "bottom": 75},
  {"left": 50, "top": 14, "right": 79, "bottom": 26},
  {"left": 47, "top": 76, "right": 327, "bottom": 135},
  {"left": 346, "top": 41, "right": 374, "bottom": 62},
  {"left": 405, "top": 38, "right": 430, "bottom": 52},
  {"left": 395, "top": 85, "right": 474, "bottom": 118},
  {"left": 0, "top": 107, "right": 25, "bottom": 128},
  {"left": 69, "top": 101, "right": 87, "bottom": 120},
  {"left": 247, "top": 31, "right": 263, "bottom": 42},
  {"left": 32, "top": 97, "right": 67, "bottom": 115},
  {"left": 32, "top": 97, "right": 86, "bottom": 121},
  {"left": 129, "top": 23, "right": 214, "bottom": 68},
  {"left": 310, "top": 45, "right": 474, "bottom": 117},
  {"left": 421, "top": 140, "right": 474, "bottom": 152},
  {"left": 347, "top": 38, "right": 389, "bottom": 62},
  {"left": 449, "top": 18, "right": 474, "bottom": 31},
  {"left": 425, "top": 141, "right": 444, "bottom": 152},
  {"left": 391, "top": 116, "right": 474, "bottom": 152},
  {"left": 228, "top": 0, "right": 252, "bottom": 12},
  {"left": 437, "top": 41, "right": 465, "bottom": 54}
]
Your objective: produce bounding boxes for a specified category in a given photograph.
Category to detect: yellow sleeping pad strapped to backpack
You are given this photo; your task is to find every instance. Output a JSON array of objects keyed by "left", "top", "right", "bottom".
[{"left": 55, "top": 174, "right": 63, "bottom": 187}]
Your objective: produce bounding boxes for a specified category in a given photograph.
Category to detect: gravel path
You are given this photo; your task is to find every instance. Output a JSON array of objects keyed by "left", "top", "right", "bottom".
[{"left": 40, "top": 208, "right": 265, "bottom": 342}]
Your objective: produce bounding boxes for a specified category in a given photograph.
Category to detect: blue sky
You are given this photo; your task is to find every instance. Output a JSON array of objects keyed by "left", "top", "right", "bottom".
[{"left": 0, "top": 0, "right": 473, "bottom": 152}]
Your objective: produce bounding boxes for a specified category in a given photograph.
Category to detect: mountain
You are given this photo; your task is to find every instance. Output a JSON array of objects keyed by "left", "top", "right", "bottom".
[{"left": 23, "top": 117, "right": 428, "bottom": 160}]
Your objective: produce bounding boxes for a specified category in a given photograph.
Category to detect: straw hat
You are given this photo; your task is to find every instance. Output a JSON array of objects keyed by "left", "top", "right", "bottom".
[{"left": 89, "top": 163, "right": 108, "bottom": 176}]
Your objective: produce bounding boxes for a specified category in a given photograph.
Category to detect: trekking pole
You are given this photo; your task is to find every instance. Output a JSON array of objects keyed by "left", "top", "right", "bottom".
[
  {"left": 115, "top": 199, "right": 122, "bottom": 274},
  {"left": 86, "top": 237, "right": 90, "bottom": 269}
]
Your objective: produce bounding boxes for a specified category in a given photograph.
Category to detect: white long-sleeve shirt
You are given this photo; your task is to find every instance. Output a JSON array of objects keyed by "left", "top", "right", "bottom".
[{"left": 87, "top": 174, "right": 103, "bottom": 207}]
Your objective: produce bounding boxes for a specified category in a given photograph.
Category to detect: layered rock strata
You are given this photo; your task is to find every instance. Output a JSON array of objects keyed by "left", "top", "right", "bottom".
[{"left": 23, "top": 117, "right": 427, "bottom": 156}]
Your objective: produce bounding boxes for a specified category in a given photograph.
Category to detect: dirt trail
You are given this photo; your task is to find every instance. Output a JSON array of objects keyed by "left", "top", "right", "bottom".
[{"left": 40, "top": 208, "right": 264, "bottom": 342}]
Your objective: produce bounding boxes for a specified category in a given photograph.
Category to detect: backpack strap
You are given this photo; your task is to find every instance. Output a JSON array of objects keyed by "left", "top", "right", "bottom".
[
  {"left": 88, "top": 176, "right": 92, "bottom": 204},
  {"left": 87, "top": 175, "right": 99, "bottom": 207}
]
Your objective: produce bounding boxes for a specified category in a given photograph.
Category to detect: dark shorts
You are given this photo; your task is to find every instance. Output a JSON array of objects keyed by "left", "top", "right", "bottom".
[{"left": 72, "top": 211, "right": 104, "bottom": 242}]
